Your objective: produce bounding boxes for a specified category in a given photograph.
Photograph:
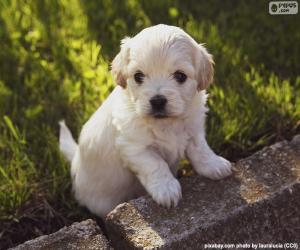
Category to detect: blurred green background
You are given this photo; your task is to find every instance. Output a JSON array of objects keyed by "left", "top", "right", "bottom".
[{"left": 0, "top": 0, "right": 299, "bottom": 248}]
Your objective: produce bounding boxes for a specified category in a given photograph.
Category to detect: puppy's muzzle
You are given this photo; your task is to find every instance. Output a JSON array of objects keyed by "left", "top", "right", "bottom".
[{"left": 149, "top": 95, "right": 168, "bottom": 118}]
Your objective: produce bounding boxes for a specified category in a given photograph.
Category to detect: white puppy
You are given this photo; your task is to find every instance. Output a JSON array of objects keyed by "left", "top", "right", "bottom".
[{"left": 59, "top": 24, "right": 232, "bottom": 218}]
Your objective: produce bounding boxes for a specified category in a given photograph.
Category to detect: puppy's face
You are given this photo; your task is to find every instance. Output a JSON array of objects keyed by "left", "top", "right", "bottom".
[{"left": 111, "top": 25, "right": 214, "bottom": 119}]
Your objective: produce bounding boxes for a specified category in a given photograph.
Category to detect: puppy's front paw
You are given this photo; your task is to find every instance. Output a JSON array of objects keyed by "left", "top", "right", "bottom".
[
  {"left": 195, "top": 155, "right": 232, "bottom": 180},
  {"left": 148, "top": 177, "right": 182, "bottom": 208}
]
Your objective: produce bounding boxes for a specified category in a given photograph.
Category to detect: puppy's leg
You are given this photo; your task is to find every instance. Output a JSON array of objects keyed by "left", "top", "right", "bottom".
[
  {"left": 186, "top": 133, "right": 232, "bottom": 180},
  {"left": 119, "top": 143, "right": 182, "bottom": 208}
]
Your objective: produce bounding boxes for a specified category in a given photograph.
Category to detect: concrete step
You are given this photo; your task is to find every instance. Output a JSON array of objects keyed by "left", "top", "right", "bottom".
[
  {"left": 10, "top": 219, "right": 111, "bottom": 250},
  {"left": 105, "top": 135, "right": 300, "bottom": 249}
]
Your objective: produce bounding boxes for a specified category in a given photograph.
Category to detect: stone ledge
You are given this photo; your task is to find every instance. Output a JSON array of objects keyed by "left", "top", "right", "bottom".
[
  {"left": 105, "top": 135, "right": 300, "bottom": 249},
  {"left": 10, "top": 219, "right": 111, "bottom": 250}
]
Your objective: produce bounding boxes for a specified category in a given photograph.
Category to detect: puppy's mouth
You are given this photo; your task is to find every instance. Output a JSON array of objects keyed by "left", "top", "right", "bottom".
[{"left": 150, "top": 111, "right": 169, "bottom": 119}]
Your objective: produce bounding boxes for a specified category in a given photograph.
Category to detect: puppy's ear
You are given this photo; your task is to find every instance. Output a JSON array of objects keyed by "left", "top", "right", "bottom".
[
  {"left": 111, "top": 37, "right": 131, "bottom": 88},
  {"left": 195, "top": 44, "right": 214, "bottom": 91}
]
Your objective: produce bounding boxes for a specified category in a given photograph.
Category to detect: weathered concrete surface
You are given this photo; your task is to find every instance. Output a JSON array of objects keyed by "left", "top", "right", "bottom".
[
  {"left": 106, "top": 135, "right": 300, "bottom": 249},
  {"left": 10, "top": 219, "right": 111, "bottom": 250}
]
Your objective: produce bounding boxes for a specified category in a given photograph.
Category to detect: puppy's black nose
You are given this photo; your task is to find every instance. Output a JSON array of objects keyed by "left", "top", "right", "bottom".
[{"left": 150, "top": 95, "right": 167, "bottom": 111}]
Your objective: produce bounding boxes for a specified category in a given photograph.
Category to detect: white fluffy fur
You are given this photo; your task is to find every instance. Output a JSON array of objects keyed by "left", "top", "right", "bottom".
[{"left": 59, "top": 24, "right": 232, "bottom": 218}]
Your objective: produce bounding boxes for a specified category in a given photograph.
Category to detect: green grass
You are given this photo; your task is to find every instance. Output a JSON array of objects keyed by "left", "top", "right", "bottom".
[{"left": 0, "top": 0, "right": 299, "bottom": 248}]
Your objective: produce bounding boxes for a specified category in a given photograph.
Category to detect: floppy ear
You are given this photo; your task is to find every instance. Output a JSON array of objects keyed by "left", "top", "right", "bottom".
[
  {"left": 195, "top": 44, "right": 214, "bottom": 91},
  {"left": 111, "top": 37, "right": 131, "bottom": 88}
]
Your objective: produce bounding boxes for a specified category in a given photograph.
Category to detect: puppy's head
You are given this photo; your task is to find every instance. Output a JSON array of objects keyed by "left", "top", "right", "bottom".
[{"left": 111, "top": 24, "right": 214, "bottom": 119}]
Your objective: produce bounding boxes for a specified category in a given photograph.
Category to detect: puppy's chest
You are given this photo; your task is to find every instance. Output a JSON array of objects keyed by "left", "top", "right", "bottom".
[{"left": 150, "top": 124, "right": 190, "bottom": 165}]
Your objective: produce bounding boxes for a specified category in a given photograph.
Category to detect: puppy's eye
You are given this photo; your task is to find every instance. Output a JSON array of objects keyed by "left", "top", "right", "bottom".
[
  {"left": 134, "top": 71, "right": 145, "bottom": 84},
  {"left": 173, "top": 71, "right": 187, "bottom": 84}
]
